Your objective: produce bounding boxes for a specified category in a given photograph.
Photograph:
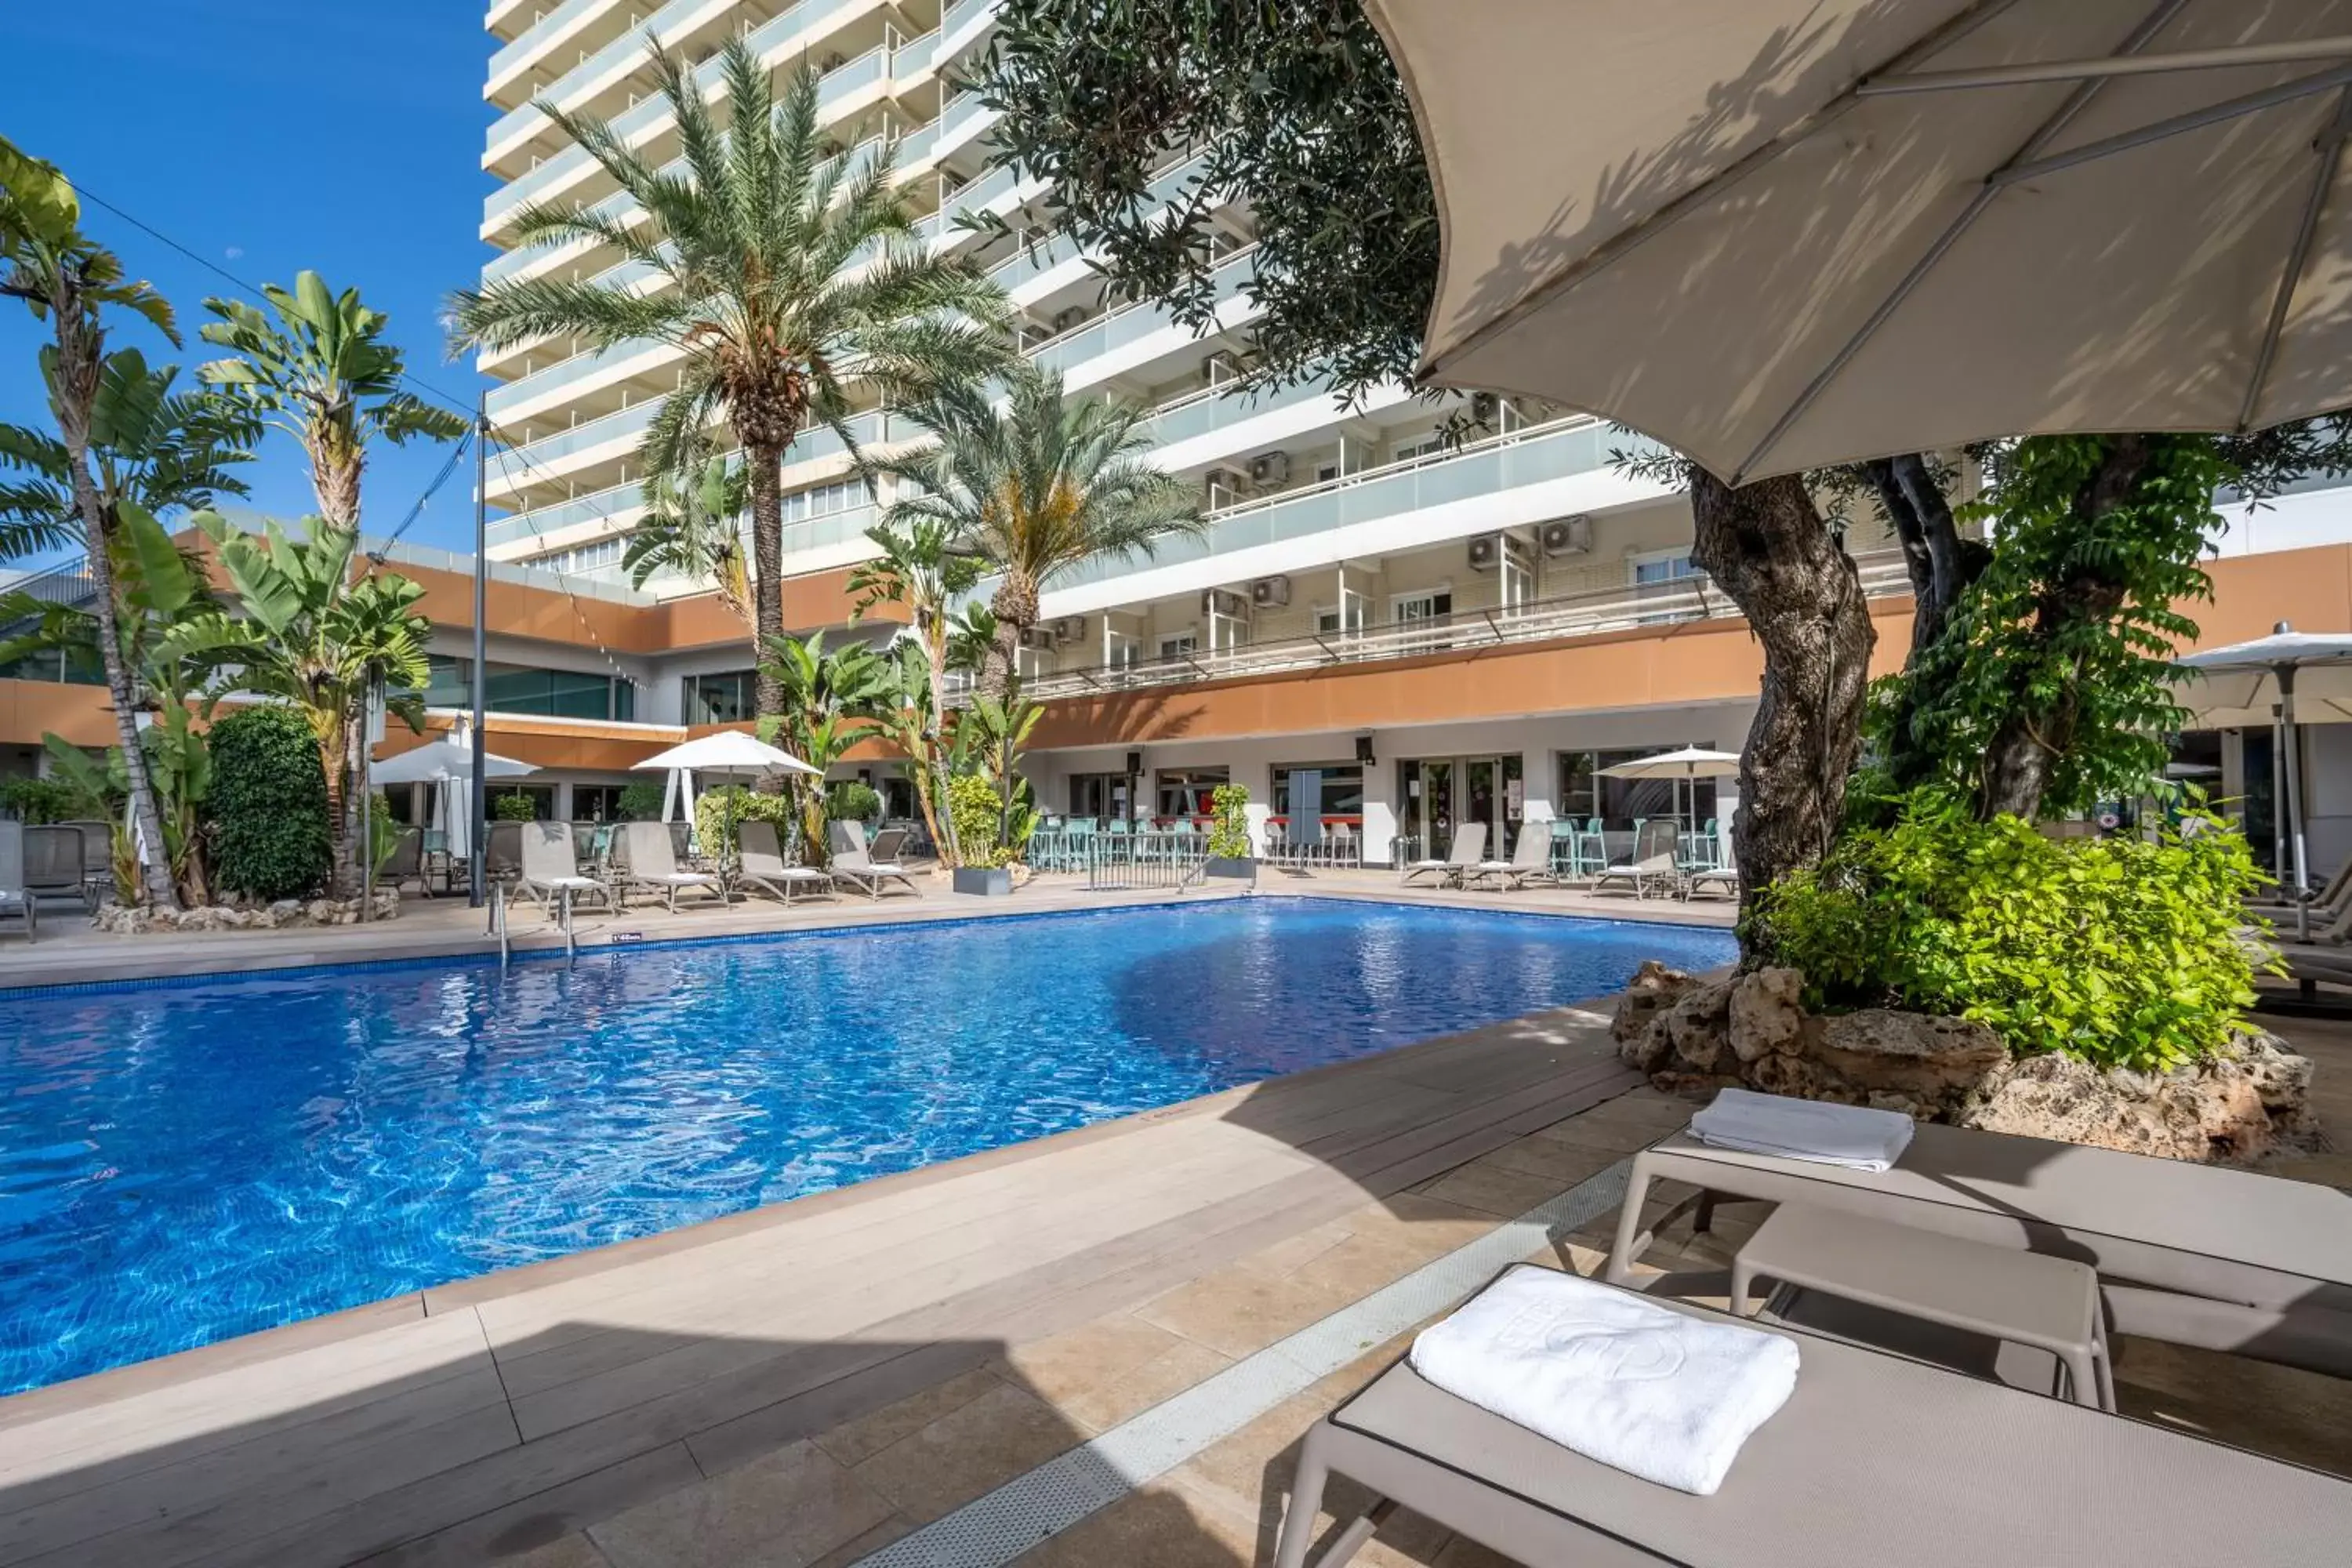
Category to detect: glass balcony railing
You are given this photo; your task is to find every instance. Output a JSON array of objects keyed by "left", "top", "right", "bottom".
[
  {"left": 512, "top": 399, "right": 662, "bottom": 470},
  {"left": 942, "top": 0, "right": 996, "bottom": 42},
  {"left": 985, "top": 227, "right": 1082, "bottom": 288},
  {"left": 1141, "top": 374, "right": 1345, "bottom": 450},
  {"left": 487, "top": 481, "right": 646, "bottom": 548},
  {"left": 487, "top": 0, "right": 610, "bottom": 90},
  {"left": 498, "top": 411, "right": 891, "bottom": 531},
  {"left": 1027, "top": 248, "right": 1260, "bottom": 379},
  {"left": 938, "top": 89, "right": 994, "bottom": 148},
  {"left": 485, "top": 1, "right": 877, "bottom": 225},
  {"left": 487, "top": 336, "right": 662, "bottom": 416},
  {"left": 1047, "top": 418, "right": 1619, "bottom": 593}
]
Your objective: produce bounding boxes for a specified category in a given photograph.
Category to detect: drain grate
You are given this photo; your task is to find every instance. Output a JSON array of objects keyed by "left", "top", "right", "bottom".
[{"left": 854, "top": 1159, "right": 1635, "bottom": 1567}]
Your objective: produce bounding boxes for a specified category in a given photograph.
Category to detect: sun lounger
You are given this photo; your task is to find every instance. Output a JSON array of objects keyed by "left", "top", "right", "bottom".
[
  {"left": 1276, "top": 1270, "right": 2350, "bottom": 1568},
  {"left": 1606, "top": 1121, "right": 2352, "bottom": 1379},
  {"left": 0, "top": 822, "right": 35, "bottom": 942},
  {"left": 22, "top": 825, "right": 93, "bottom": 912},
  {"left": 1684, "top": 862, "right": 1740, "bottom": 901},
  {"left": 60, "top": 818, "right": 111, "bottom": 904},
  {"left": 829, "top": 820, "right": 919, "bottom": 900},
  {"left": 515, "top": 822, "right": 612, "bottom": 916},
  {"left": 1592, "top": 818, "right": 1682, "bottom": 899},
  {"left": 738, "top": 820, "right": 835, "bottom": 906},
  {"left": 1467, "top": 822, "right": 1558, "bottom": 890},
  {"left": 616, "top": 820, "right": 723, "bottom": 912},
  {"left": 1398, "top": 822, "right": 1486, "bottom": 887}
]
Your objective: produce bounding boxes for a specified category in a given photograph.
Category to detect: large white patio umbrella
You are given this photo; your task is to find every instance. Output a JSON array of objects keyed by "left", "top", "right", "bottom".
[
  {"left": 366, "top": 729, "right": 536, "bottom": 862},
  {"left": 632, "top": 731, "right": 820, "bottom": 848},
  {"left": 2175, "top": 625, "right": 2352, "bottom": 936},
  {"left": 1363, "top": 2, "right": 2352, "bottom": 480},
  {"left": 1598, "top": 746, "right": 1746, "bottom": 782}
]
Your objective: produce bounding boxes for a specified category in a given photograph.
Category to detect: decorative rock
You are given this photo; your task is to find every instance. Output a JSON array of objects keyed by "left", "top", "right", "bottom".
[
  {"left": 89, "top": 892, "right": 403, "bottom": 936},
  {"left": 1961, "top": 1054, "right": 2209, "bottom": 1162},
  {"left": 1728, "top": 967, "right": 1805, "bottom": 1062},
  {"left": 1612, "top": 960, "right": 1697, "bottom": 1045},
  {"left": 1659, "top": 980, "right": 1737, "bottom": 1073},
  {"left": 1810, "top": 1010, "right": 2008, "bottom": 1107}
]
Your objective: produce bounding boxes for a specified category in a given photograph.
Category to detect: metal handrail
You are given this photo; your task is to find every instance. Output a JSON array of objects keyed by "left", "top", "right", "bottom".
[{"left": 490, "top": 881, "right": 510, "bottom": 968}]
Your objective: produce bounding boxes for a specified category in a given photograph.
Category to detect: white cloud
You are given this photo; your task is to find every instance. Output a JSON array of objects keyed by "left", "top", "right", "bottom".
[{"left": 223, "top": 246, "right": 245, "bottom": 260}]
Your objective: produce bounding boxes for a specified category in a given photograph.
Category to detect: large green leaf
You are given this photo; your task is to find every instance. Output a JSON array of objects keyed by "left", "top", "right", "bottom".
[
  {"left": 0, "top": 135, "right": 79, "bottom": 248},
  {"left": 117, "top": 500, "right": 194, "bottom": 615}
]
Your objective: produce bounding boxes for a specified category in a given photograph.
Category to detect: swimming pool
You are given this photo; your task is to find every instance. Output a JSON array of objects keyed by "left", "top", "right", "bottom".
[{"left": 0, "top": 898, "right": 1731, "bottom": 1393}]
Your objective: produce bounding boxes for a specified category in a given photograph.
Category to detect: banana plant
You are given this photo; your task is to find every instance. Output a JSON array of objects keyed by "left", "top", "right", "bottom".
[
  {"left": 189, "top": 513, "right": 431, "bottom": 898},
  {"left": 949, "top": 690, "right": 1044, "bottom": 860},
  {"left": 624, "top": 443, "right": 754, "bottom": 637},
  {"left": 759, "top": 629, "right": 899, "bottom": 851},
  {"left": 198, "top": 271, "right": 464, "bottom": 533}
]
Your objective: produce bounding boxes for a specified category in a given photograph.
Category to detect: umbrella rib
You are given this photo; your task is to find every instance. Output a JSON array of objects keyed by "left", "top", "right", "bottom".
[
  {"left": 1991, "top": 61, "right": 2352, "bottom": 188},
  {"left": 2237, "top": 87, "right": 2352, "bottom": 434},
  {"left": 1862, "top": 35, "right": 2352, "bottom": 94},
  {"left": 1730, "top": 0, "right": 2191, "bottom": 483},
  {"left": 1421, "top": 0, "right": 2028, "bottom": 380}
]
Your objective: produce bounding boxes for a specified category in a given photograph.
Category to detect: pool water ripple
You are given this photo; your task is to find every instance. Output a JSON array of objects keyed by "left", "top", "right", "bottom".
[{"left": 0, "top": 898, "right": 1731, "bottom": 1392}]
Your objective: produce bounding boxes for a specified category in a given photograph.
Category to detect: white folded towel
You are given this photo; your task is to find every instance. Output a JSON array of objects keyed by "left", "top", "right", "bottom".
[
  {"left": 1689, "top": 1087, "right": 1915, "bottom": 1171},
  {"left": 1410, "top": 1266, "right": 1799, "bottom": 1496}
]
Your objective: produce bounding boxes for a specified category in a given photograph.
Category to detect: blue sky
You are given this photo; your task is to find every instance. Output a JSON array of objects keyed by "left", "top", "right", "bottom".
[{"left": 2, "top": 1, "right": 494, "bottom": 557}]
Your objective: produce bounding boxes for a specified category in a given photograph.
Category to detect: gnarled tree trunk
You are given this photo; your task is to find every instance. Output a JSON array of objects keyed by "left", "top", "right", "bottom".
[
  {"left": 1862, "top": 452, "right": 1987, "bottom": 795},
  {"left": 1688, "top": 470, "right": 1875, "bottom": 946}
]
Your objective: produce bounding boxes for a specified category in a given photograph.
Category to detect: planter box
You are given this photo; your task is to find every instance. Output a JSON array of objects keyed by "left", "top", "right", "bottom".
[
  {"left": 953, "top": 867, "right": 1014, "bottom": 897},
  {"left": 1203, "top": 856, "right": 1257, "bottom": 883}
]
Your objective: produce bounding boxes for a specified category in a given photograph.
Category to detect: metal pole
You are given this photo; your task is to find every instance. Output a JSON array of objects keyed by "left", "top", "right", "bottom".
[
  {"left": 2281, "top": 666, "right": 2313, "bottom": 942},
  {"left": 359, "top": 678, "right": 376, "bottom": 924},
  {"left": 470, "top": 400, "right": 490, "bottom": 909}
]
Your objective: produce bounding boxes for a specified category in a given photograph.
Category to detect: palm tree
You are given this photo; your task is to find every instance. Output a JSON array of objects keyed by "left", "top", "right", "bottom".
[
  {"left": 860, "top": 361, "right": 1203, "bottom": 697},
  {"left": 191, "top": 514, "right": 433, "bottom": 897},
  {"left": 847, "top": 516, "right": 981, "bottom": 862},
  {"left": 2, "top": 136, "right": 245, "bottom": 908},
  {"left": 450, "top": 40, "right": 1010, "bottom": 735},
  {"left": 197, "top": 271, "right": 466, "bottom": 534}
]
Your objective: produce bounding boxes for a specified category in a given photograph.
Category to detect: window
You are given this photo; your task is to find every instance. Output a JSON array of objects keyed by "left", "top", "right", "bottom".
[
  {"left": 779, "top": 477, "right": 868, "bottom": 528},
  {"left": 1272, "top": 764, "right": 1365, "bottom": 818},
  {"left": 1316, "top": 592, "right": 1369, "bottom": 637},
  {"left": 1156, "top": 766, "right": 1229, "bottom": 819},
  {"left": 426, "top": 657, "right": 636, "bottom": 720},
  {"left": 1105, "top": 630, "right": 1140, "bottom": 669},
  {"left": 1070, "top": 771, "right": 1134, "bottom": 822},
  {"left": 1558, "top": 746, "right": 1719, "bottom": 831},
  {"left": 571, "top": 785, "right": 628, "bottom": 822},
  {"left": 683, "top": 670, "right": 757, "bottom": 724},
  {"left": 489, "top": 784, "right": 557, "bottom": 822},
  {"left": 1631, "top": 550, "right": 1700, "bottom": 586},
  {"left": 1392, "top": 590, "right": 1453, "bottom": 625},
  {"left": 1315, "top": 462, "right": 1341, "bottom": 484},
  {"left": 528, "top": 536, "right": 624, "bottom": 575},
  {"left": 1394, "top": 433, "right": 1446, "bottom": 463},
  {"left": 1158, "top": 631, "right": 1198, "bottom": 660}
]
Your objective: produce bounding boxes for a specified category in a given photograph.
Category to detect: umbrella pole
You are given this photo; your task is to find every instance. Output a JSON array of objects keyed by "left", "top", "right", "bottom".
[{"left": 2281, "top": 668, "right": 2312, "bottom": 941}]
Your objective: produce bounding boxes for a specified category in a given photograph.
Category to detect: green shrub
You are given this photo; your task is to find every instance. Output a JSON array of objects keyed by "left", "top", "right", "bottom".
[
  {"left": 492, "top": 790, "right": 541, "bottom": 822},
  {"left": 694, "top": 785, "right": 798, "bottom": 858},
  {"left": 205, "top": 705, "right": 332, "bottom": 902},
  {"left": 1207, "top": 782, "right": 1251, "bottom": 859},
  {"left": 0, "top": 775, "right": 89, "bottom": 826},
  {"left": 615, "top": 780, "right": 668, "bottom": 821},
  {"left": 1755, "top": 793, "right": 2272, "bottom": 1073},
  {"left": 827, "top": 781, "right": 883, "bottom": 823},
  {"left": 947, "top": 773, "right": 1008, "bottom": 868}
]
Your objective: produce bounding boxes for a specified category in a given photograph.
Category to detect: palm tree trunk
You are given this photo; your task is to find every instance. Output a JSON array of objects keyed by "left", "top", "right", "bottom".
[
  {"left": 45, "top": 296, "right": 178, "bottom": 910},
  {"left": 922, "top": 626, "right": 960, "bottom": 868},
  {"left": 747, "top": 439, "right": 788, "bottom": 793},
  {"left": 318, "top": 717, "right": 353, "bottom": 899},
  {"left": 985, "top": 575, "right": 1036, "bottom": 702}
]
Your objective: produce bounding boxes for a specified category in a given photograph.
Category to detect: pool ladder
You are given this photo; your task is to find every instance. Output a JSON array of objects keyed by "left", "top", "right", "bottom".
[{"left": 485, "top": 883, "right": 575, "bottom": 968}]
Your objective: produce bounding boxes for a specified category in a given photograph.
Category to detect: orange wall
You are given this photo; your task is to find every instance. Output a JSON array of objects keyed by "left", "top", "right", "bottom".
[
  {"left": 0, "top": 681, "right": 122, "bottom": 750},
  {"left": 397, "top": 559, "right": 898, "bottom": 655}
]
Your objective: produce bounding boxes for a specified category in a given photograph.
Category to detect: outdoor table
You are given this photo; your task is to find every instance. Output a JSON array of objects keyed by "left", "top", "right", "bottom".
[{"left": 1732, "top": 1203, "right": 2112, "bottom": 1409}]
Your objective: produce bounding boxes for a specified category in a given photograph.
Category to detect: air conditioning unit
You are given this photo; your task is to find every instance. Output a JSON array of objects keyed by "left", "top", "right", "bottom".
[
  {"left": 1051, "top": 305, "right": 1093, "bottom": 334},
  {"left": 1200, "top": 588, "right": 1250, "bottom": 619},
  {"left": 1467, "top": 532, "right": 1533, "bottom": 573},
  {"left": 1018, "top": 625, "right": 1059, "bottom": 652},
  {"left": 1050, "top": 615, "right": 1087, "bottom": 644},
  {"left": 1541, "top": 515, "right": 1595, "bottom": 558},
  {"left": 1250, "top": 575, "right": 1291, "bottom": 609},
  {"left": 1204, "top": 467, "right": 1245, "bottom": 508},
  {"left": 1469, "top": 391, "right": 1500, "bottom": 424},
  {"left": 1247, "top": 451, "right": 1290, "bottom": 487}
]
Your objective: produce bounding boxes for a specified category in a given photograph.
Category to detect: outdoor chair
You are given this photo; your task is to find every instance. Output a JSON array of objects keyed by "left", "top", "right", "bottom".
[
  {"left": 376, "top": 827, "right": 426, "bottom": 898},
  {"left": 1399, "top": 822, "right": 1486, "bottom": 887},
  {"left": 515, "top": 822, "right": 612, "bottom": 918},
  {"left": 617, "top": 821, "right": 724, "bottom": 913},
  {"left": 2250, "top": 851, "right": 2352, "bottom": 925},
  {"left": 0, "top": 822, "right": 34, "bottom": 943},
  {"left": 23, "top": 826, "right": 93, "bottom": 913},
  {"left": 736, "top": 820, "right": 834, "bottom": 906},
  {"left": 1685, "top": 861, "right": 1740, "bottom": 901},
  {"left": 484, "top": 822, "right": 524, "bottom": 891},
  {"left": 1607, "top": 1119, "right": 2352, "bottom": 1381},
  {"left": 1593, "top": 818, "right": 1682, "bottom": 898},
  {"left": 828, "top": 820, "right": 920, "bottom": 900},
  {"left": 1467, "top": 822, "right": 1559, "bottom": 890},
  {"left": 60, "top": 818, "right": 111, "bottom": 904},
  {"left": 1275, "top": 1265, "right": 2350, "bottom": 1568}
]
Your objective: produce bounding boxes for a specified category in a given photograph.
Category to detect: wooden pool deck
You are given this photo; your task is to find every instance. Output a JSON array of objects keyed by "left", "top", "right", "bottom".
[{"left": 0, "top": 891, "right": 2341, "bottom": 1568}]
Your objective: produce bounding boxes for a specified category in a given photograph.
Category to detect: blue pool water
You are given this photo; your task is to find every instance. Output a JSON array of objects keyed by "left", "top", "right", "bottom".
[{"left": 0, "top": 898, "right": 1730, "bottom": 1392}]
